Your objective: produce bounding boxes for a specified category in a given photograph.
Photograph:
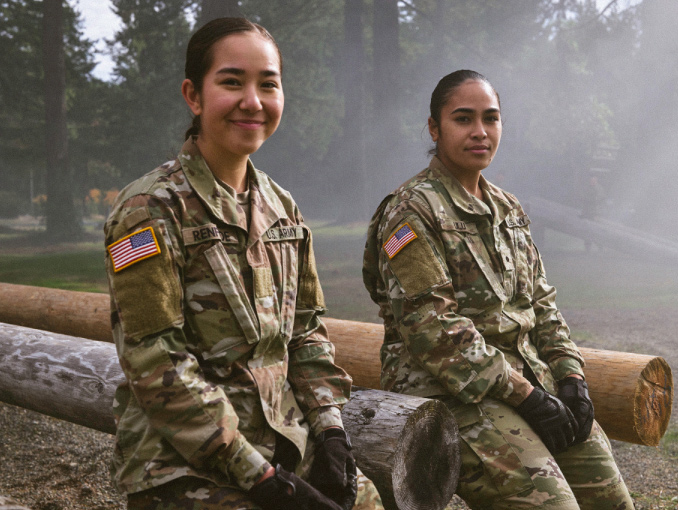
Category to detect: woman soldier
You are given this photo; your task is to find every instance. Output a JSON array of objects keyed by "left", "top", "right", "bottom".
[
  {"left": 104, "top": 18, "right": 383, "bottom": 510},
  {"left": 362, "top": 70, "right": 633, "bottom": 510}
]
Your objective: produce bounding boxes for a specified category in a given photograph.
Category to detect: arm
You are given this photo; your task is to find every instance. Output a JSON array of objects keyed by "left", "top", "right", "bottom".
[
  {"left": 529, "top": 245, "right": 585, "bottom": 380},
  {"left": 286, "top": 221, "right": 351, "bottom": 436},
  {"left": 377, "top": 198, "right": 533, "bottom": 407},
  {"left": 106, "top": 195, "right": 269, "bottom": 490}
]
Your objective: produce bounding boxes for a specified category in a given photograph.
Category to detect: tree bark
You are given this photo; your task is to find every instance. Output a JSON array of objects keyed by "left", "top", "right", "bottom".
[
  {"left": 0, "top": 323, "right": 460, "bottom": 510},
  {"left": 0, "top": 283, "right": 673, "bottom": 446},
  {"left": 42, "top": 0, "right": 80, "bottom": 238}
]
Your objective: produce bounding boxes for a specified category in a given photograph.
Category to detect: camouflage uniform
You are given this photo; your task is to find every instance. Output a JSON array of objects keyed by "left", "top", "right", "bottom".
[
  {"left": 105, "top": 138, "right": 382, "bottom": 510},
  {"left": 363, "top": 156, "right": 632, "bottom": 509}
]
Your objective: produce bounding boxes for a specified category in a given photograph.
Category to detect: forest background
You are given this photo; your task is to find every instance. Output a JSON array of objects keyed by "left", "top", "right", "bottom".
[{"left": 2, "top": 0, "right": 678, "bottom": 236}]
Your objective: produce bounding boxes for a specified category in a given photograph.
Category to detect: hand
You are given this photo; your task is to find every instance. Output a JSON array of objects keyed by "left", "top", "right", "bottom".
[
  {"left": 308, "top": 428, "right": 358, "bottom": 510},
  {"left": 249, "top": 464, "right": 342, "bottom": 510},
  {"left": 516, "top": 387, "right": 578, "bottom": 454},
  {"left": 557, "top": 377, "right": 594, "bottom": 444}
]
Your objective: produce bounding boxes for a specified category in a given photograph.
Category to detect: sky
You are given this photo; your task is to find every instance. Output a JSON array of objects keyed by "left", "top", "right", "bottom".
[{"left": 72, "top": 0, "right": 119, "bottom": 80}]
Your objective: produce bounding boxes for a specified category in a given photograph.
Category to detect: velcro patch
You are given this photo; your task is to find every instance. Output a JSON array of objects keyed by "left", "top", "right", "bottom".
[
  {"left": 505, "top": 214, "right": 531, "bottom": 228},
  {"left": 263, "top": 226, "right": 304, "bottom": 242},
  {"left": 108, "top": 227, "right": 160, "bottom": 272},
  {"left": 182, "top": 223, "right": 221, "bottom": 246},
  {"left": 383, "top": 223, "right": 417, "bottom": 258}
]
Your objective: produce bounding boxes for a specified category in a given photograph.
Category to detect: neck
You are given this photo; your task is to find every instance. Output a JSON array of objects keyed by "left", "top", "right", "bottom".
[
  {"left": 196, "top": 138, "right": 249, "bottom": 193},
  {"left": 440, "top": 159, "right": 483, "bottom": 199}
]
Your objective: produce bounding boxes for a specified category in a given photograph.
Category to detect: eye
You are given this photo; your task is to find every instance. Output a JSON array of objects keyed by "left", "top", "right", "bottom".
[
  {"left": 454, "top": 115, "right": 471, "bottom": 123},
  {"left": 220, "top": 78, "right": 241, "bottom": 87},
  {"left": 261, "top": 81, "right": 279, "bottom": 89},
  {"left": 485, "top": 114, "right": 500, "bottom": 123}
]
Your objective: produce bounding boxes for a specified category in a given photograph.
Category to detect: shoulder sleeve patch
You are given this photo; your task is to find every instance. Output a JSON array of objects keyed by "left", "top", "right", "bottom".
[
  {"left": 107, "top": 226, "right": 161, "bottom": 272},
  {"left": 122, "top": 207, "right": 151, "bottom": 231},
  {"left": 385, "top": 222, "right": 447, "bottom": 298},
  {"left": 108, "top": 223, "right": 183, "bottom": 340}
]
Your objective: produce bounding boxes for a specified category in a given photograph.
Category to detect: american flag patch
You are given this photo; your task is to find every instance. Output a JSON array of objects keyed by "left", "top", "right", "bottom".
[
  {"left": 383, "top": 223, "right": 417, "bottom": 259},
  {"left": 107, "top": 227, "right": 160, "bottom": 272}
]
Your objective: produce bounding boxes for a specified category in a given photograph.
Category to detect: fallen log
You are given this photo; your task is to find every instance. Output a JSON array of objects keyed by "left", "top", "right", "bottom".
[
  {"left": 0, "top": 283, "right": 673, "bottom": 446},
  {"left": 0, "top": 323, "right": 460, "bottom": 510}
]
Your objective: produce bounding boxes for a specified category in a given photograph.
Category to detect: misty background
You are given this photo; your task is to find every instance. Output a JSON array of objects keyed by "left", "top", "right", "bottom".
[{"left": 2, "top": 0, "right": 678, "bottom": 314}]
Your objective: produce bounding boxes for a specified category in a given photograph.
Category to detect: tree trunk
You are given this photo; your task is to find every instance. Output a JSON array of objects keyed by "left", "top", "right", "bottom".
[
  {"left": 0, "top": 323, "right": 460, "bottom": 510},
  {"left": 42, "top": 0, "right": 80, "bottom": 239},
  {"left": 336, "top": 0, "right": 368, "bottom": 221},
  {"left": 370, "top": 0, "right": 401, "bottom": 205},
  {"left": 0, "top": 283, "right": 673, "bottom": 446}
]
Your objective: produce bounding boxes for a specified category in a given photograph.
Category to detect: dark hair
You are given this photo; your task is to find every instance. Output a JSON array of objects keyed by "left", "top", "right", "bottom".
[
  {"left": 429, "top": 69, "right": 500, "bottom": 126},
  {"left": 184, "top": 17, "right": 283, "bottom": 140}
]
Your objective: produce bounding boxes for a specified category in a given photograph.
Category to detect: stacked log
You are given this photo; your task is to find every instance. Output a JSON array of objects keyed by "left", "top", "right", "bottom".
[{"left": 0, "top": 283, "right": 673, "bottom": 446}]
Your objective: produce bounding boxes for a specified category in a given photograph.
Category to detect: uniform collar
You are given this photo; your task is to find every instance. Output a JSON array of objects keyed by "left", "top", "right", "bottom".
[
  {"left": 427, "top": 155, "right": 514, "bottom": 223},
  {"left": 178, "top": 138, "right": 288, "bottom": 241}
]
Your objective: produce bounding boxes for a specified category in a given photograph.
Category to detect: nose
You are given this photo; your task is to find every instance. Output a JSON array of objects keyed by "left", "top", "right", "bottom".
[
  {"left": 471, "top": 119, "right": 487, "bottom": 139},
  {"left": 240, "top": 84, "right": 263, "bottom": 112}
]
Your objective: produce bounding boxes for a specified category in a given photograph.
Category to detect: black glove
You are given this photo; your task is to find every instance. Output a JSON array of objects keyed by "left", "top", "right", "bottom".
[
  {"left": 557, "top": 377, "right": 594, "bottom": 444},
  {"left": 516, "top": 387, "right": 578, "bottom": 455},
  {"left": 249, "top": 464, "right": 342, "bottom": 510},
  {"left": 308, "top": 428, "right": 358, "bottom": 510}
]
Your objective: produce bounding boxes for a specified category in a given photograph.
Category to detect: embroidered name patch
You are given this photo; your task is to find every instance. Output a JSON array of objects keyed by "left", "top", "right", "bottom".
[
  {"left": 263, "top": 226, "right": 304, "bottom": 242},
  {"left": 505, "top": 214, "right": 531, "bottom": 228},
  {"left": 383, "top": 223, "right": 417, "bottom": 259},
  {"left": 182, "top": 223, "right": 222, "bottom": 246},
  {"left": 108, "top": 227, "right": 161, "bottom": 272}
]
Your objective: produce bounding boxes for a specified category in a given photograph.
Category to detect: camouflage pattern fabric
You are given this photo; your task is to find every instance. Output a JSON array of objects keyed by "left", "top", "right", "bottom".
[
  {"left": 363, "top": 156, "right": 631, "bottom": 509},
  {"left": 105, "top": 138, "right": 355, "bottom": 496},
  {"left": 443, "top": 398, "right": 633, "bottom": 509},
  {"left": 127, "top": 466, "right": 383, "bottom": 510}
]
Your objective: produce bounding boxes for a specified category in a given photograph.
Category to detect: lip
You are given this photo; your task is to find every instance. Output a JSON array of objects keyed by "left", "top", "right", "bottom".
[
  {"left": 466, "top": 145, "right": 490, "bottom": 154},
  {"left": 231, "top": 119, "right": 265, "bottom": 130}
]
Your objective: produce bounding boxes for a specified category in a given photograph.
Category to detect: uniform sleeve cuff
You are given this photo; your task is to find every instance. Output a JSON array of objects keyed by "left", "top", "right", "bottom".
[
  {"left": 223, "top": 432, "right": 271, "bottom": 491},
  {"left": 549, "top": 357, "right": 585, "bottom": 381},
  {"left": 491, "top": 369, "right": 534, "bottom": 407},
  {"left": 307, "top": 406, "right": 344, "bottom": 437}
]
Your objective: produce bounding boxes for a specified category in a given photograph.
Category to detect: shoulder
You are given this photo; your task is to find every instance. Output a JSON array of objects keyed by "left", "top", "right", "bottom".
[
  {"left": 254, "top": 167, "right": 303, "bottom": 223},
  {"left": 105, "top": 159, "right": 186, "bottom": 241},
  {"left": 371, "top": 166, "right": 443, "bottom": 239}
]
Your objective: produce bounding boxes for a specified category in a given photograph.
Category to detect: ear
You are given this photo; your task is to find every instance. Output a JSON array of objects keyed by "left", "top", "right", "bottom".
[
  {"left": 428, "top": 117, "right": 439, "bottom": 142},
  {"left": 182, "top": 79, "right": 202, "bottom": 116}
]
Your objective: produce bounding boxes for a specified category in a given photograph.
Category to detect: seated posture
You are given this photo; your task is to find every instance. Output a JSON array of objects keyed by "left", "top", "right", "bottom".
[
  {"left": 105, "top": 17, "right": 382, "bottom": 510},
  {"left": 362, "top": 69, "right": 632, "bottom": 510}
]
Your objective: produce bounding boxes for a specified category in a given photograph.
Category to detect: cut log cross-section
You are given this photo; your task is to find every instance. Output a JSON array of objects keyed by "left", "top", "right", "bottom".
[
  {"left": 0, "top": 283, "right": 673, "bottom": 446},
  {"left": 0, "top": 323, "right": 460, "bottom": 510}
]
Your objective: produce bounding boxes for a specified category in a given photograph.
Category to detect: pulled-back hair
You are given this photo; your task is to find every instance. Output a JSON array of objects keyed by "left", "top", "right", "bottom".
[
  {"left": 184, "top": 17, "right": 282, "bottom": 139},
  {"left": 429, "top": 70, "right": 500, "bottom": 126}
]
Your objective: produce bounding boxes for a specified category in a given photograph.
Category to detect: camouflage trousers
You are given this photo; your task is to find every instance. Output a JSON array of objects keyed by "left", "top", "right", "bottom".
[
  {"left": 127, "top": 467, "right": 383, "bottom": 510},
  {"left": 448, "top": 397, "right": 634, "bottom": 510}
]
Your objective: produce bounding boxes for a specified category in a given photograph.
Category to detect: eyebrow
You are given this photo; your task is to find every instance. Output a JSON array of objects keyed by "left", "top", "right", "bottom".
[
  {"left": 451, "top": 107, "right": 500, "bottom": 114},
  {"left": 215, "top": 67, "right": 280, "bottom": 78}
]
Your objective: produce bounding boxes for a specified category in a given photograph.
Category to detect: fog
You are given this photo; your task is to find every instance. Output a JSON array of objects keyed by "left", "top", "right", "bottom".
[{"left": 3, "top": 0, "right": 678, "bottom": 298}]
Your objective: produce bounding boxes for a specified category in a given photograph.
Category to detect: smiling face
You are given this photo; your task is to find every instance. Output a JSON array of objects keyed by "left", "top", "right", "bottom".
[
  {"left": 428, "top": 79, "right": 502, "bottom": 180},
  {"left": 182, "top": 31, "right": 284, "bottom": 170}
]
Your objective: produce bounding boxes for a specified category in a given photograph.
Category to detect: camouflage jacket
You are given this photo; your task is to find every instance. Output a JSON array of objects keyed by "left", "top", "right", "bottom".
[
  {"left": 363, "top": 156, "right": 584, "bottom": 411},
  {"left": 105, "top": 138, "right": 351, "bottom": 495}
]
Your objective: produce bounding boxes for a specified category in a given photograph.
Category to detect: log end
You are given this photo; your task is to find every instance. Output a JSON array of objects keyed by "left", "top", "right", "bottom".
[
  {"left": 633, "top": 356, "right": 673, "bottom": 446},
  {"left": 392, "top": 399, "right": 461, "bottom": 510}
]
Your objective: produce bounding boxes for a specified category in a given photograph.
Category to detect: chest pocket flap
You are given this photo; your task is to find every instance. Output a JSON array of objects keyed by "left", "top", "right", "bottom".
[{"left": 204, "top": 243, "right": 260, "bottom": 344}]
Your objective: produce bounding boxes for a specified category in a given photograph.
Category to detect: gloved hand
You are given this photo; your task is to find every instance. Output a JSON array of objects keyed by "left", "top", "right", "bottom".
[
  {"left": 308, "top": 428, "right": 358, "bottom": 510},
  {"left": 249, "top": 464, "right": 343, "bottom": 510},
  {"left": 557, "top": 377, "right": 594, "bottom": 444},
  {"left": 516, "top": 386, "right": 578, "bottom": 455}
]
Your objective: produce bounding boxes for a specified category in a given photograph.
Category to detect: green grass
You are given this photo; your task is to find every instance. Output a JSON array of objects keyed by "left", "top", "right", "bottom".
[{"left": 0, "top": 251, "right": 108, "bottom": 293}]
